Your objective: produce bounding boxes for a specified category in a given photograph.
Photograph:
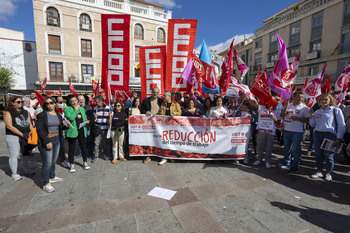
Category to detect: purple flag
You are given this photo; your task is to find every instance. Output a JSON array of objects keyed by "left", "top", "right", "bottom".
[
  {"left": 180, "top": 50, "right": 196, "bottom": 85},
  {"left": 276, "top": 33, "right": 289, "bottom": 74}
]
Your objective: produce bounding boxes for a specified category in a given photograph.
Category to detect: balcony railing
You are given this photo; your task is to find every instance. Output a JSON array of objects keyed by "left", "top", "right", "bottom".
[{"left": 73, "top": 0, "right": 171, "bottom": 21}]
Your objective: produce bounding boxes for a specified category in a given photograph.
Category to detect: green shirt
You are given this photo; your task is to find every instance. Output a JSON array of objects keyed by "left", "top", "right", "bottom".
[{"left": 63, "top": 106, "right": 87, "bottom": 138}]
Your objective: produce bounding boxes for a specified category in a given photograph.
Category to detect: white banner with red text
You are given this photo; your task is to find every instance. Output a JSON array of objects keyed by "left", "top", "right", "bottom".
[{"left": 129, "top": 115, "right": 250, "bottom": 160}]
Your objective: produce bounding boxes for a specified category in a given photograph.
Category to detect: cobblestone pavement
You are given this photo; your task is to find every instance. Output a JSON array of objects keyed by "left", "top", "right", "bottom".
[{"left": 0, "top": 121, "right": 349, "bottom": 233}]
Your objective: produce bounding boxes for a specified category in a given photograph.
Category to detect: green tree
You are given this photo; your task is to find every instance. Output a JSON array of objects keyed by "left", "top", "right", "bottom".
[{"left": 0, "top": 67, "right": 15, "bottom": 89}]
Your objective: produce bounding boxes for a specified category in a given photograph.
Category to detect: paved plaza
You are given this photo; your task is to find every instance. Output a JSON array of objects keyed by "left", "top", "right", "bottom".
[{"left": 0, "top": 121, "right": 349, "bottom": 233}]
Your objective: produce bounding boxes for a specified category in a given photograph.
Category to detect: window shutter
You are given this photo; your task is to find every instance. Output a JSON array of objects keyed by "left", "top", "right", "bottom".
[{"left": 48, "top": 35, "right": 61, "bottom": 50}]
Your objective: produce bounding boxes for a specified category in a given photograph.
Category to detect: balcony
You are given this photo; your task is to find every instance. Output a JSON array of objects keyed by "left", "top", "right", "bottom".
[
  {"left": 306, "top": 51, "right": 320, "bottom": 60},
  {"left": 72, "top": 0, "right": 171, "bottom": 22}
]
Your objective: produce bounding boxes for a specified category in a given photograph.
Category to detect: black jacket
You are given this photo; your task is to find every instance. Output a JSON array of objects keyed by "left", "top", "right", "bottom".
[
  {"left": 140, "top": 97, "right": 163, "bottom": 114},
  {"left": 36, "top": 111, "right": 65, "bottom": 147}
]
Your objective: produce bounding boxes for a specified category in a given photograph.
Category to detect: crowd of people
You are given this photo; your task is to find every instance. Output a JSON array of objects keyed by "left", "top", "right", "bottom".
[{"left": 3, "top": 87, "right": 349, "bottom": 192}]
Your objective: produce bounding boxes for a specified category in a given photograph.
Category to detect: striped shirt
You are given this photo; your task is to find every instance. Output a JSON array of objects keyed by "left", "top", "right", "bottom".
[{"left": 94, "top": 106, "right": 110, "bottom": 131}]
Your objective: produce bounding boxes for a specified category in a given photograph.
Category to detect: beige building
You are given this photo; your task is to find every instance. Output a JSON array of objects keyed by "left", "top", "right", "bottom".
[
  {"left": 220, "top": 0, "right": 350, "bottom": 88},
  {"left": 33, "top": 0, "right": 171, "bottom": 93}
]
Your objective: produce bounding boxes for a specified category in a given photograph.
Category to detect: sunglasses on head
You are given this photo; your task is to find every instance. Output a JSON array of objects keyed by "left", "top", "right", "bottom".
[
  {"left": 45, "top": 102, "right": 55, "bottom": 105},
  {"left": 16, "top": 101, "right": 24, "bottom": 104}
]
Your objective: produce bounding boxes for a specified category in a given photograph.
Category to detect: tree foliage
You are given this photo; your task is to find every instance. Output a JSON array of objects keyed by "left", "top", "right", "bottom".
[{"left": 0, "top": 67, "right": 15, "bottom": 89}]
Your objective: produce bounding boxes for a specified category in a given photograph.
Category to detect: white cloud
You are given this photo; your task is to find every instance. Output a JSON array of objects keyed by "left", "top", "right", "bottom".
[
  {"left": 0, "top": 0, "right": 19, "bottom": 22},
  {"left": 147, "top": 0, "right": 177, "bottom": 9},
  {"left": 196, "top": 33, "right": 254, "bottom": 54}
]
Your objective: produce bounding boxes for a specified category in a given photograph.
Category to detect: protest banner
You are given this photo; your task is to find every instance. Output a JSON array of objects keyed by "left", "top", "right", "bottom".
[
  {"left": 129, "top": 115, "right": 250, "bottom": 160},
  {"left": 101, "top": 14, "right": 130, "bottom": 92},
  {"left": 140, "top": 45, "right": 166, "bottom": 100},
  {"left": 165, "top": 19, "right": 197, "bottom": 92}
]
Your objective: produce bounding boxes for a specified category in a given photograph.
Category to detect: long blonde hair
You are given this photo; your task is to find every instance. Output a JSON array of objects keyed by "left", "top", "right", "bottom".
[{"left": 317, "top": 93, "right": 336, "bottom": 107}]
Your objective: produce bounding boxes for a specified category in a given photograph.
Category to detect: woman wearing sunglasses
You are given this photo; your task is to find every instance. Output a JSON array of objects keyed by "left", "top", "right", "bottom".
[
  {"left": 109, "top": 100, "right": 128, "bottom": 164},
  {"left": 36, "top": 97, "right": 66, "bottom": 192},
  {"left": 4, "top": 96, "right": 33, "bottom": 180}
]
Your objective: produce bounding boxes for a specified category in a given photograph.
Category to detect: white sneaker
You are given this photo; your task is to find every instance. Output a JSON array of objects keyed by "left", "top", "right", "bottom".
[
  {"left": 158, "top": 159, "right": 167, "bottom": 165},
  {"left": 311, "top": 172, "right": 323, "bottom": 179},
  {"left": 69, "top": 164, "right": 76, "bottom": 173},
  {"left": 49, "top": 177, "right": 63, "bottom": 184},
  {"left": 325, "top": 173, "right": 332, "bottom": 181},
  {"left": 83, "top": 162, "right": 90, "bottom": 170},
  {"left": 253, "top": 160, "right": 261, "bottom": 166},
  {"left": 265, "top": 162, "right": 271, "bottom": 168},
  {"left": 62, "top": 160, "right": 69, "bottom": 168},
  {"left": 11, "top": 173, "right": 22, "bottom": 181},
  {"left": 43, "top": 184, "right": 55, "bottom": 193}
]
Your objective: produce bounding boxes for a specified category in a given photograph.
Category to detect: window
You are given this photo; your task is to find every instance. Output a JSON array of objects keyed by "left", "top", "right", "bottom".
[
  {"left": 269, "top": 52, "right": 278, "bottom": 63},
  {"left": 311, "top": 11, "right": 323, "bottom": 40},
  {"left": 255, "top": 37, "right": 262, "bottom": 49},
  {"left": 269, "top": 31, "right": 278, "bottom": 52},
  {"left": 80, "top": 14, "right": 91, "bottom": 32},
  {"left": 254, "top": 52, "right": 262, "bottom": 70},
  {"left": 289, "top": 21, "right": 301, "bottom": 45},
  {"left": 134, "top": 24, "right": 144, "bottom": 40},
  {"left": 81, "top": 39, "right": 92, "bottom": 57},
  {"left": 134, "top": 68, "right": 140, "bottom": 77},
  {"left": 310, "top": 40, "right": 321, "bottom": 52},
  {"left": 157, "top": 28, "right": 165, "bottom": 43},
  {"left": 289, "top": 46, "right": 300, "bottom": 58},
  {"left": 48, "top": 35, "right": 61, "bottom": 55},
  {"left": 308, "top": 65, "right": 318, "bottom": 76},
  {"left": 81, "top": 64, "right": 93, "bottom": 82},
  {"left": 341, "top": 28, "right": 350, "bottom": 53},
  {"left": 240, "top": 53, "right": 246, "bottom": 64},
  {"left": 49, "top": 62, "right": 63, "bottom": 82},
  {"left": 135, "top": 46, "right": 140, "bottom": 62},
  {"left": 344, "top": 0, "right": 350, "bottom": 26},
  {"left": 46, "top": 7, "right": 60, "bottom": 27}
]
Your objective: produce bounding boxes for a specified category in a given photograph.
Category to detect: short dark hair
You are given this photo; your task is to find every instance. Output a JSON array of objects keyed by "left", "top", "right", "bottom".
[
  {"left": 293, "top": 91, "right": 303, "bottom": 97},
  {"left": 66, "top": 95, "right": 77, "bottom": 107}
]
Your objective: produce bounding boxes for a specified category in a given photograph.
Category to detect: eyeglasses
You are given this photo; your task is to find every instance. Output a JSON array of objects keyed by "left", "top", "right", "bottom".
[
  {"left": 45, "top": 102, "right": 55, "bottom": 105},
  {"left": 16, "top": 101, "right": 24, "bottom": 104}
]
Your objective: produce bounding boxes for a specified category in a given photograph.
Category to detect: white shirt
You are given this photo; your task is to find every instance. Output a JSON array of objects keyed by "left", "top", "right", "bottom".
[
  {"left": 257, "top": 105, "right": 280, "bottom": 135},
  {"left": 282, "top": 103, "right": 309, "bottom": 133},
  {"left": 209, "top": 106, "right": 229, "bottom": 118}
]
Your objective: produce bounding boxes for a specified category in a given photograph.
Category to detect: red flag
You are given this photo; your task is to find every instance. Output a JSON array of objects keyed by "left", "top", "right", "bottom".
[
  {"left": 115, "top": 90, "right": 128, "bottom": 104},
  {"left": 165, "top": 19, "right": 197, "bottom": 92},
  {"left": 59, "top": 87, "right": 62, "bottom": 97},
  {"left": 191, "top": 55, "right": 213, "bottom": 85},
  {"left": 92, "top": 80, "right": 98, "bottom": 97},
  {"left": 139, "top": 45, "right": 166, "bottom": 100},
  {"left": 301, "top": 78, "right": 308, "bottom": 92},
  {"left": 39, "top": 77, "right": 47, "bottom": 93},
  {"left": 68, "top": 77, "right": 79, "bottom": 97},
  {"left": 250, "top": 68, "right": 277, "bottom": 107},
  {"left": 321, "top": 75, "right": 332, "bottom": 94},
  {"left": 230, "top": 75, "right": 253, "bottom": 100},
  {"left": 35, "top": 90, "right": 45, "bottom": 106},
  {"left": 219, "top": 39, "right": 234, "bottom": 96},
  {"left": 101, "top": 72, "right": 111, "bottom": 105},
  {"left": 101, "top": 14, "right": 130, "bottom": 92}
]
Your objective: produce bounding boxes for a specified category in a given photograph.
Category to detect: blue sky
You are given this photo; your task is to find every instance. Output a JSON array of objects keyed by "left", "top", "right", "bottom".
[{"left": 0, "top": 0, "right": 298, "bottom": 51}]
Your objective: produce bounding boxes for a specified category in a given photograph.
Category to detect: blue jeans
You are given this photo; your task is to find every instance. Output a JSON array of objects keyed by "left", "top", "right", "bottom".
[
  {"left": 314, "top": 131, "right": 336, "bottom": 173},
  {"left": 39, "top": 135, "right": 60, "bottom": 185},
  {"left": 283, "top": 130, "right": 303, "bottom": 168}
]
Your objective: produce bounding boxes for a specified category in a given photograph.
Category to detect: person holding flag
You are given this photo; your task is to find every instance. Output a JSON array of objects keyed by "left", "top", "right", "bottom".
[
  {"left": 279, "top": 91, "right": 310, "bottom": 173},
  {"left": 92, "top": 95, "right": 111, "bottom": 163}
]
